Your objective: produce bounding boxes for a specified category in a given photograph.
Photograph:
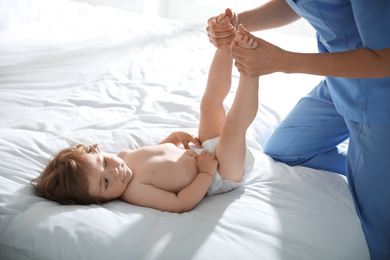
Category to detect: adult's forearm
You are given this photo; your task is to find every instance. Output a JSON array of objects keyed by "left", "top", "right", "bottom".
[
  {"left": 238, "top": 0, "right": 301, "bottom": 32},
  {"left": 285, "top": 47, "right": 390, "bottom": 78}
]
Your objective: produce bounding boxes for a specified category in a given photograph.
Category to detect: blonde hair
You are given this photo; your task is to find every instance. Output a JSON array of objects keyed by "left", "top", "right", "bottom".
[{"left": 31, "top": 144, "right": 107, "bottom": 205}]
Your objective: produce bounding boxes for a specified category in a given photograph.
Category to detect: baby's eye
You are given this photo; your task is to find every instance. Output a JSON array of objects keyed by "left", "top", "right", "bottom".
[
  {"left": 103, "top": 158, "right": 107, "bottom": 167},
  {"left": 104, "top": 178, "right": 108, "bottom": 189}
]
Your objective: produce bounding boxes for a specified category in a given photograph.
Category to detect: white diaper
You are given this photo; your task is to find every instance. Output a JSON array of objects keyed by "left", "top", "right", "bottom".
[{"left": 191, "top": 137, "right": 254, "bottom": 196}]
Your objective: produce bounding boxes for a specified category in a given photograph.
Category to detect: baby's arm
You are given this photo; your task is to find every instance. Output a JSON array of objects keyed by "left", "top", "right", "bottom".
[
  {"left": 121, "top": 151, "right": 217, "bottom": 213},
  {"left": 159, "top": 131, "right": 202, "bottom": 149}
]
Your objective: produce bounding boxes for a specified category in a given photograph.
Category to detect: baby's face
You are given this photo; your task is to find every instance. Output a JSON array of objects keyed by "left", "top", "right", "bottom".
[{"left": 83, "top": 153, "right": 133, "bottom": 201}]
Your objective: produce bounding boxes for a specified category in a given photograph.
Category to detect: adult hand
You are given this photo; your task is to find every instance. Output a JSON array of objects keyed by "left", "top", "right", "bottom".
[
  {"left": 206, "top": 8, "right": 239, "bottom": 49},
  {"left": 232, "top": 26, "right": 288, "bottom": 77}
]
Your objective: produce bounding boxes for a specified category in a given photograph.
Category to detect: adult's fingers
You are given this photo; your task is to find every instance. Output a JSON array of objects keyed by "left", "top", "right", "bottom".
[
  {"left": 234, "top": 60, "right": 250, "bottom": 76},
  {"left": 206, "top": 26, "right": 235, "bottom": 38},
  {"left": 206, "top": 25, "right": 236, "bottom": 47},
  {"left": 231, "top": 39, "right": 250, "bottom": 62},
  {"left": 234, "top": 60, "right": 261, "bottom": 78},
  {"left": 207, "top": 17, "right": 234, "bottom": 32},
  {"left": 209, "top": 33, "right": 236, "bottom": 48}
]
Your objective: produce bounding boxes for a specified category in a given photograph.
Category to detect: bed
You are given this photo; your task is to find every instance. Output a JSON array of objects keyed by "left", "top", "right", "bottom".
[{"left": 0, "top": 0, "right": 370, "bottom": 259}]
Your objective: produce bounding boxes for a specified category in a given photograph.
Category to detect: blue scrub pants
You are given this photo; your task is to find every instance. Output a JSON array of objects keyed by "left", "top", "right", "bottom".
[{"left": 264, "top": 81, "right": 390, "bottom": 260}]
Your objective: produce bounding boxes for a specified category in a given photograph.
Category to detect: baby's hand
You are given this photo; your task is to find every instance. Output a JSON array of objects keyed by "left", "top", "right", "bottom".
[
  {"left": 174, "top": 131, "right": 202, "bottom": 149},
  {"left": 196, "top": 151, "right": 218, "bottom": 177}
]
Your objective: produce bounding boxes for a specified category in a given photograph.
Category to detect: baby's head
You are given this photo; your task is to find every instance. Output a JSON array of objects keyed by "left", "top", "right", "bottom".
[{"left": 31, "top": 144, "right": 108, "bottom": 205}]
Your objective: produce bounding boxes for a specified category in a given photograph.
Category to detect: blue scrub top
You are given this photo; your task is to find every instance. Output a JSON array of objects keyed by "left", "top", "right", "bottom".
[{"left": 285, "top": 0, "right": 390, "bottom": 125}]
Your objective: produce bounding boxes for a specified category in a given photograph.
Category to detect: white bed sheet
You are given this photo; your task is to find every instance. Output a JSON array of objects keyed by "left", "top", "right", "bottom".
[{"left": 0, "top": 0, "right": 369, "bottom": 259}]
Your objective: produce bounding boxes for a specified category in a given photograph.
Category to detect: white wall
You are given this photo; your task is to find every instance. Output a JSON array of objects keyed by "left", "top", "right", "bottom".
[{"left": 75, "top": 0, "right": 316, "bottom": 37}]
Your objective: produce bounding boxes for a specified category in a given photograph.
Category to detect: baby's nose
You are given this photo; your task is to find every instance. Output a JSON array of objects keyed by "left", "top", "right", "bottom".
[{"left": 113, "top": 167, "right": 119, "bottom": 179}]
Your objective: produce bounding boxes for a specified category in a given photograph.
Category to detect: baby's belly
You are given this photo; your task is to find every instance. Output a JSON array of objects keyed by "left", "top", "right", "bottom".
[{"left": 147, "top": 148, "right": 199, "bottom": 193}]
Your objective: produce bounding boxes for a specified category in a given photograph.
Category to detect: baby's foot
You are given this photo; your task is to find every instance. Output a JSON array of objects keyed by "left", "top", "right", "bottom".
[
  {"left": 236, "top": 24, "right": 258, "bottom": 49},
  {"left": 216, "top": 8, "right": 233, "bottom": 25}
]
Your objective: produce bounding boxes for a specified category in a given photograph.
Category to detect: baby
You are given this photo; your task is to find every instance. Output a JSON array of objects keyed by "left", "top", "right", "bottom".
[{"left": 32, "top": 9, "right": 259, "bottom": 213}]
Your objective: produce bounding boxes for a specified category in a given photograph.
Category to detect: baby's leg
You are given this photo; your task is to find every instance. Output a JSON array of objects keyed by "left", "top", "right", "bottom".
[
  {"left": 216, "top": 26, "right": 259, "bottom": 182},
  {"left": 198, "top": 9, "right": 234, "bottom": 143}
]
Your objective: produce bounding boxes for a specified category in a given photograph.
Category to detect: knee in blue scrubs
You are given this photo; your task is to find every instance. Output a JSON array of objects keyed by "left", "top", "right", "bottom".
[{"left": 264, "top": 81, "right": 349, "bottom": 175}]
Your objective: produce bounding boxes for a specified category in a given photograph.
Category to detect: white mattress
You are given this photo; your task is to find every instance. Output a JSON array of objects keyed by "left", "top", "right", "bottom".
[{"left": 0, "top": 0, "right": 369, "bottom": 259}]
